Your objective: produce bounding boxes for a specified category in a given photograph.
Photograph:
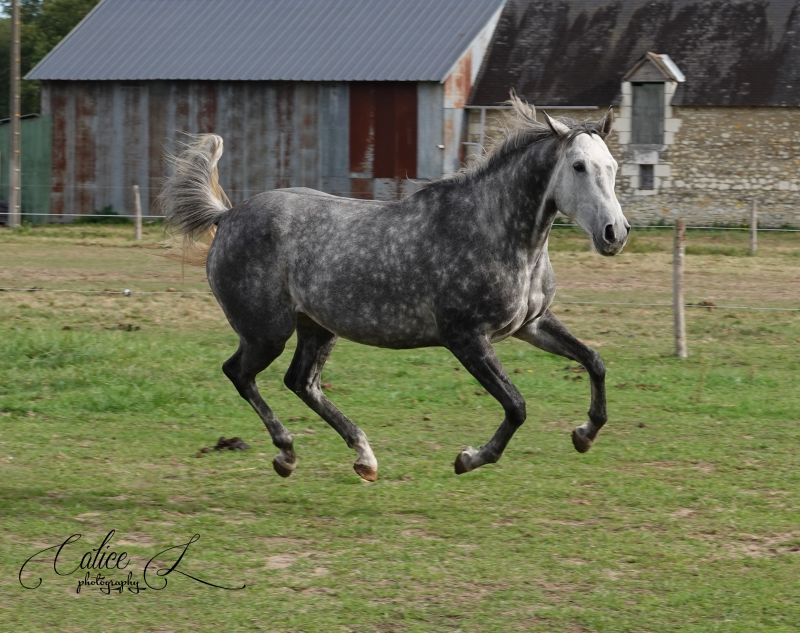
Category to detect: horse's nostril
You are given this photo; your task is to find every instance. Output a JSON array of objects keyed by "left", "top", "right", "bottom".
[
  {"left": 625, "top": 224, "right": 631, "bottom": 235},
  {"left": 604, "top": 224, "right": 615, "bottom": 243}
]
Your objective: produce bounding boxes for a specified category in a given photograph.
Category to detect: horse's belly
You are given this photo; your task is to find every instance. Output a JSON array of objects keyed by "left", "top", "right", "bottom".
[{"left": 297, "top": 297, "right": 440, "bottom": 349}]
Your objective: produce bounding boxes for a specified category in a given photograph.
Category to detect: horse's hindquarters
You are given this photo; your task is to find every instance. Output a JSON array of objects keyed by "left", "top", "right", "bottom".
[{"left": 207, "top": 211, "right": 296, "bottom": 344}]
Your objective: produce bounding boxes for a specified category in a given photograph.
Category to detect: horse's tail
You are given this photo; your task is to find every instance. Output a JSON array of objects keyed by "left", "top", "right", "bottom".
[{"left": 160, "top": 134, "right": 231, "bottom": 262}]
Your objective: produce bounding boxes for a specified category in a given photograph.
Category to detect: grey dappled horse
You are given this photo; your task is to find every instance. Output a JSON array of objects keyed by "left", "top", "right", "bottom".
[{"left": 161, "top": 98, "right": 629, "bottom": 482}]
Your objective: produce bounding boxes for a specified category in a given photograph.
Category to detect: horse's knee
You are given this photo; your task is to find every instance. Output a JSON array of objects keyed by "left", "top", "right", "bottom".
[
  {"left": 282, "top": 368, "right": 300, "bottom": 393},
  {"left": 222, "top": 356, "right": 249, "bottom": 398},
  {"left": 283, "top": 370, "right": 321, "bottom": 403},
  {"left": 222, "top": 357, "right": 237, "bottom": 382},
  {"left": 507, "top": 395, "right": 527, "bottom": 427},
  {"left": 588, "top": 350, "right": 606, "bottom": 381}
]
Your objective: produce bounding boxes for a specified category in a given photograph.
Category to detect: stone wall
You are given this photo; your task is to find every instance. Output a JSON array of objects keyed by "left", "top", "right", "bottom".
[{"left": 466, "top": 106, "right": 800, "bottom": 228}]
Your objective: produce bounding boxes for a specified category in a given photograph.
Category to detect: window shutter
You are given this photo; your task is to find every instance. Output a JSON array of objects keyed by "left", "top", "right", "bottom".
[{"left": 632, "top": 83, "right": 664, "bottom": 145}]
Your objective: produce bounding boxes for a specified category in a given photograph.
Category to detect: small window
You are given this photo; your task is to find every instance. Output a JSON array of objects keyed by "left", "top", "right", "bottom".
[{"left": 639, "top": 164, "right": 654, "bottom": 190}]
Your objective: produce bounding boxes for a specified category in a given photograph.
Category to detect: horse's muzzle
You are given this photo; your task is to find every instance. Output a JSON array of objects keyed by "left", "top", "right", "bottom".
[{"left": 595, "top": 221, "right": 630, "bottom": 256}]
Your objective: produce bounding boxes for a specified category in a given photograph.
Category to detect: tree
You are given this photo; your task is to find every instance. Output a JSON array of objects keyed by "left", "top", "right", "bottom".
[{"left": 1, "top": 0, "right": 99, "bottom": 117}]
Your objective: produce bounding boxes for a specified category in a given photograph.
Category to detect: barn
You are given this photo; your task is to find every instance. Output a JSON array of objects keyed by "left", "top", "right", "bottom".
[
  {"left": 467, "top": 0, "right": 800, "bottom": 228},
  {"left": 25, "top": 0, "right": 505, "bottom": 218}
]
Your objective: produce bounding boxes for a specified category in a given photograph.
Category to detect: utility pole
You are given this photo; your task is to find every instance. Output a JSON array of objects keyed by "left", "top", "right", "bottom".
[{"left": 8, "top": 0, "right": 22, "bottom": 228}]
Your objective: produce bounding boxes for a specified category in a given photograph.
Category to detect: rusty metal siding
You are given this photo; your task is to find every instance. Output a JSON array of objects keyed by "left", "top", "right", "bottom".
[
  {"left": 348, "top": 83, "right": 375, "bottom": 178},
  {"left": 216, "top": 83, "right": 246, "bottom": 201},
  {"left": 243, "top": 84, "right": 269, "bottom": 197},
  {"left": 94, "top": 83, "right": 114, "bottom": 212},
  {"left": 42, "top": 79, "right": 441, "bottom": 214},
  {"left": 50, "top": 87, "right": 68, "bottom": 216},
  {"left": 121, "top": 84, "right": 149, "bottom": 218},
  {"left": 375, "top": 83, "right": 417, "bottom": 179},
  {"left": 348, "top": 82, "right": 419, "bottom": 199},
  {"left": 147, "top": 82, "right": 169, "bottom": 211},
  {"left": 319, "top": 83, "right": 350, "bottom": 196},
  {"left": 274, "top": 83, "right": 295, "bottom": 190},
  {"left": 348, "top": 83, "right": 375, "bottom": 199},
  {"left": 109, "top": 85, "right": 126, "bottom": 215},
  {"left": 296, "top": 83, "right": 320, "bottom": 188},
  {"left": 443, "top": 52, "right": 472, "bottom": 175},
  {"left": 74, "top": 83, "right": 96, "bottom": 215}
]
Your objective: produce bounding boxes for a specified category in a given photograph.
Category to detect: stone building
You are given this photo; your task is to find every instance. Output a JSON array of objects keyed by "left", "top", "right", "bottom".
[{"left": 467, "top": 0, "right": 800, "bottom": 227}]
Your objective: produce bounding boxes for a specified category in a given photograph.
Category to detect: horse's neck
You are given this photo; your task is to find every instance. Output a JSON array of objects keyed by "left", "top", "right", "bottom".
[{"left": 460, "top": 141, "right": 560, "bottom": 254}]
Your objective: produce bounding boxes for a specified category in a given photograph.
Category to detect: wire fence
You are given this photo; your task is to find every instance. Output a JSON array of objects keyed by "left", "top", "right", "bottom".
[
  {"left": 7, "top": 213, "right": 800, "bottom": 233},
  {"left": 1, "top": 286, "right": 798, "bottom": 313},
  {"left": 3, "top": 210, "right": 798, "bottom": 331}
]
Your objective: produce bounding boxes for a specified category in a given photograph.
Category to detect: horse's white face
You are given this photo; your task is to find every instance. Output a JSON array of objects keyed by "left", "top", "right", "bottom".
[{"left": 546, "top": 113, "right": 629, "bottom": 256}]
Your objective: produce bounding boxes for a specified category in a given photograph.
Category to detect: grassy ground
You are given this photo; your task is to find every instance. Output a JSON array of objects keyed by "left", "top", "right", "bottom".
[{"left": 1, "top": 224, "right": 798, "bottom": 632}]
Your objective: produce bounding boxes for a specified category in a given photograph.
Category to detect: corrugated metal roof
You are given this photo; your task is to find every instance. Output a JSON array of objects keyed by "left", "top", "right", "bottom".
[
  {"left": 470, "top": 0, "right": 800, "bottom": 107},
  {"left": 27, "top": 0, "right": 505, "bottom": 82}
]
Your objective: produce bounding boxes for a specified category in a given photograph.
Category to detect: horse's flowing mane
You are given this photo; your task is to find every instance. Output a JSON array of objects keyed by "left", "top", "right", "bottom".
[{"left": 458, "top": 93, "right": 606, "bottom": 182}]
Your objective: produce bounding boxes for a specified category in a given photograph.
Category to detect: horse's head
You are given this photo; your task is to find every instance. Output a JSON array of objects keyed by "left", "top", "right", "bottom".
[{"left": 544, "top": 111, "right": 630, "bottom": 256}]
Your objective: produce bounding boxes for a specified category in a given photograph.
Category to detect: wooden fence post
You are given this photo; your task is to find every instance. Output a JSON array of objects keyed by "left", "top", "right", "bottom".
[
  {"left": 673, "top": 218, "right": 687, "bottom": 359},
  {"left": 749, "top": 199, "right": 758, "bottom": 256},
  {"left": 133, "top": 184, "right": 142, "bottom": 241}
]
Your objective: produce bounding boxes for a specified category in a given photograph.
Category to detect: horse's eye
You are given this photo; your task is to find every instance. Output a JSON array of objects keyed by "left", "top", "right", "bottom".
[{"left": 573, "top": 161, "right": 586, "bottom": 173}]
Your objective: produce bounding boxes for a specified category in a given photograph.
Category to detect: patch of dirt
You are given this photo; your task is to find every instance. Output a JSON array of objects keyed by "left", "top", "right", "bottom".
[
  {"left": 256, "top": 536, "right": 314, "bottom": 548},
  {"left": 540, "top": 518, "right": 597, "bottom": 527},
  {"left": 725, "top": 532, "right": 800, "bottom": 558},
  {"left": 560, "top": 557, "right": 589, "bottom": 566},
  {"left": 115, "top": 532, "right": 157, "bottom": 547},
  {"left": 265, "top": 554, "right": 299, "bottom": 570},
  {"left": 400, "top": 528, "right": 440, "bottom": 540},
  {"left": 297, "top": 586, "right": 337, "bottom": 596}
]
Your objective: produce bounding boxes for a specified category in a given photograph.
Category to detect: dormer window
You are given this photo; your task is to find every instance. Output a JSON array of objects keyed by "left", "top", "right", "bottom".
[
  {"left": 632, "top": 82, "right": 665, "bottom": 145},
  {"left": 620, "top": 52, "right": 685, "bottom": 193}
]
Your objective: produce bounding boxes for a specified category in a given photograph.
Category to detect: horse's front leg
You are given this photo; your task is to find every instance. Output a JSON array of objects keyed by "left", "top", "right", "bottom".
[
  {"left": 444, "top": 333, "right": 527, "bottom": 474},
  {"left": 514, "top": 310, "right": 606, "bottom": 452}
]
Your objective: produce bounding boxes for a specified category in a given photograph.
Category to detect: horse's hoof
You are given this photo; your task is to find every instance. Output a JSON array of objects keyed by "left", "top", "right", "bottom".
[
  {"left": 272, "top": 455, "right": 296, "bottom": 478},
  {"left": 571, "top": 428, "right": 593, "bottom": 453},
  {"left": 353, "top": 462, "right": 378, "bottom": 482},
  {"left": 454, "top": 447, "right": 478, "bottom": 475}
]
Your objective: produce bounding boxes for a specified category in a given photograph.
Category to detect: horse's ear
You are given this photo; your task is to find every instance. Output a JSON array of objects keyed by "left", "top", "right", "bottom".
[
  {"left": 598, "top": 107, "right": 614, "bottom": 139},
  {"left": 543, "top": 112, "right": 569, "bottom": 138}
]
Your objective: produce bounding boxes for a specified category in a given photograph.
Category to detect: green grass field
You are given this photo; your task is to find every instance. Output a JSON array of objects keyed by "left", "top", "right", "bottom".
[{"left": 1, "top": 224, "right": 798, "bottom": 632}]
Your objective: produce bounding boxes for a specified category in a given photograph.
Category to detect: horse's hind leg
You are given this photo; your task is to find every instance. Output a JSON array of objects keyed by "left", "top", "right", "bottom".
[
  {"left": 284, "top": 314, "right": 378, "bottom": 482},
  {"left": 223, "top": 338, "right": 297, "bottom": 477},
  {"left": 514, "top": 310, "right": 607, "bottom": 453}
]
